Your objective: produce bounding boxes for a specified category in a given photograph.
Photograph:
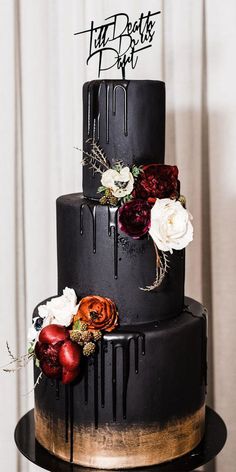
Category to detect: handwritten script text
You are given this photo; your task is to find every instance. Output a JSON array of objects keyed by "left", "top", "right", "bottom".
[{"left": 74, "top": 11, "right": 161, "bottom": 77}]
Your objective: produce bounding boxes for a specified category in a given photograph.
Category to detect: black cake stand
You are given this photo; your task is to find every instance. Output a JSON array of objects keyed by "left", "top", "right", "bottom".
[{"left": 15, "top": 407, "right": 226, "bottom": 472}]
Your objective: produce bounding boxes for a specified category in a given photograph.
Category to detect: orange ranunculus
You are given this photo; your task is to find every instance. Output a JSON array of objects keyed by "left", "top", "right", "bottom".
[{"left": 73, "top": 296, "right": 118, "bottom": 332}]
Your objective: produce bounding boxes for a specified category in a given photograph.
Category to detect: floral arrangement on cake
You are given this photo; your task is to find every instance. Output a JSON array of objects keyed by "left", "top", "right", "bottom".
[
  {"left": 3, "top": 288, "right": 118, "bottom": 386},
  {"left": 81, "top": 140, "right": 193, "bottom": 290}
]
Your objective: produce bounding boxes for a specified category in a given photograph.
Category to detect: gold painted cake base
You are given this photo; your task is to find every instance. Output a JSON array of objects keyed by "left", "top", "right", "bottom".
[{"left": 35, "top": 405, "right": 205, "bottom": 469}]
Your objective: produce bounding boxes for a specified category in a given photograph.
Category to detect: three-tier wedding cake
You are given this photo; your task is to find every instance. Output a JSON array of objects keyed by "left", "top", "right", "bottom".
[{"left": 31, "top": 79, "right": 207, "bottom": 469}]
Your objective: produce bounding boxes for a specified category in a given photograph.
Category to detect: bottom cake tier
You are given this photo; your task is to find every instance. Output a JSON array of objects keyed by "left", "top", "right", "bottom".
[{"left": 34, "top": 297, "right": 207, "bottom": 469}]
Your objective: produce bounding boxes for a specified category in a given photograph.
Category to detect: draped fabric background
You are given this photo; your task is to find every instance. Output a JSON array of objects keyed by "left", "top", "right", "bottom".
[{"left": 0, "top": 1, "right": 235, "bottom": 471}]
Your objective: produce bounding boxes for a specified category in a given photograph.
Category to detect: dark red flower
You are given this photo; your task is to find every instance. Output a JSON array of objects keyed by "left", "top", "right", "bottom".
[
  {"left": 35, "top": 341, "right": 62, "bottom": 364},
  {"left": 62, "top": 366, "right": 80, "bottom": 385},
  {"left": 134, "top": 164, "right": 179, "bottom": 200},
  {"left": 40, "top": 360, "right": 62, "bottom": 379},
  {"left": 118, "top": 199, "right": 151, "bottom": 239},
  {"left": 59, "top": 340, "right": 81, "bottom": 371},
  {"left": 35, "top": 325, "right": 81, "bottom": 384},
  {"left": 39, "top": 324, "right": 69, "bottom": 345}
]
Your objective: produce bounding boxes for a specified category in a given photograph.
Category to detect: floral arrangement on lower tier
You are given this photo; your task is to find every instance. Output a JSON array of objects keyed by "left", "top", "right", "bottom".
[
  {"left": 3, "top": 288, "right": 118, "bottom": 386},
  {"left": 82, "top": 140, "right": 193, "bottom": 290}
]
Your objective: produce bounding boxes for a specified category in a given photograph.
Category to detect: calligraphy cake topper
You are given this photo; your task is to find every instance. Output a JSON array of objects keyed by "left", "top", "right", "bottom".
[{"left": 74, "top": 10, "right": 161, "bottom": 78}]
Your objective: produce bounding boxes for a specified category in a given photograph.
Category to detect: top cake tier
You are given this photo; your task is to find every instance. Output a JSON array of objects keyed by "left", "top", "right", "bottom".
[{"left": 83, "top": 80, "right": 165, "bottom": 199}]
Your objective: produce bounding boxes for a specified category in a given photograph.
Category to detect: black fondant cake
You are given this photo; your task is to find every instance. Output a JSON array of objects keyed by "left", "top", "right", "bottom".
[
  {"left": 83, "top": 80, "right": 165, "bottom": 199},
  {"left": 56, "top": 193, "right": 185, "bottom": 324},
  {"left": 33, "top": 79, "right": 207, "bottom": 469}
]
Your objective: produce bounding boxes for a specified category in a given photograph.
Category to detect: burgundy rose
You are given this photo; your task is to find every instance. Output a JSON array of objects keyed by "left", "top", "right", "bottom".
[
  {"left": 134, "top": 164, "right": 179, "bottom": 200},
  {"left": 118, "top": 199, "right": 151, "bottom": 239}
]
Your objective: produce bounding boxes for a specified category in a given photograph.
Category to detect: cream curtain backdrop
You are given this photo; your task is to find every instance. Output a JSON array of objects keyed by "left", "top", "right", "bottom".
[{"left": 0, "top": 0, "right": 235, "bottom": 471}]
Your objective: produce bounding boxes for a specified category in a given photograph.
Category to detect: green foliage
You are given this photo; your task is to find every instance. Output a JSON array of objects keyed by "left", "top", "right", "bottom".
[
  {"left": 131, "top": 164, "right": 142, "bottom": 178},
  {"left": 121, "top": 194, "right": 133, "bottom": 204},
  {"left": 97, "top": 185, "right": 106, "bottom": 193},
  {"left": 73, "top": 320, "right": 82, "bottom": 330},
  {"left": 28, "top": 343, "right": 35, "bottom": 355},
  {"left": 105, "top": 188, "right": 112, "bottom": 197}
]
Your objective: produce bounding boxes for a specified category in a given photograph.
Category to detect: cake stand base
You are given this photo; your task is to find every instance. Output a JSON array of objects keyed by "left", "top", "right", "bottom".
[{"left": 15, "top": 406, "right": 226, "bottom": 472}]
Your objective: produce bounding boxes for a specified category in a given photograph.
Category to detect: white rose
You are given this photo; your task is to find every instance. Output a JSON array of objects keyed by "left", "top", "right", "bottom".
[
  {"left": 101, "top": 166, "right": 134, "bottom": 198},
  {"left": 37, "top": 287, "right": 79, "bottom": 327},
  {"left": 149, "top": 198, "right": 193, "bottom": 253}
]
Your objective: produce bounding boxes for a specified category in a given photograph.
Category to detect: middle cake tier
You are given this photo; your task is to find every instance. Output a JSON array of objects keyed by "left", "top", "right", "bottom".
[{"left": 57, "top": 193, "right": 185, "bottom": 324}]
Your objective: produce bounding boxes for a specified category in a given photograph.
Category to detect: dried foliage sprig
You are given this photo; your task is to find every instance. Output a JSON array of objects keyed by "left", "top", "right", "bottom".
[
  {"left": 74, "top": 139, "right": 110, "bottom": 174},
  {"left": 140, "top": 244, "right": 169, "bottom": 291},
  {"left": 89, "top": 139, "right": 110, "bottom": 168},
  {"left": 1, "top": 341, "right": 34, "bottom": 372},
  {"left": 23, "top": 371, "right": 43, "bottom": 396},
  {"left": 6, "top": 341, "right": 16, "bottom": 361}
]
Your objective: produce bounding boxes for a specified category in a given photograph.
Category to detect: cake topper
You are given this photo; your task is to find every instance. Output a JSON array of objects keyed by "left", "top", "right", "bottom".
[{"left": 74, "top": 11, "right": 161, "bottom": 78}]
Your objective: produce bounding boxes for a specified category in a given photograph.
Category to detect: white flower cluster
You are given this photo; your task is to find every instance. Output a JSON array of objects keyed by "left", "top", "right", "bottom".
[
  {"left": 149, "top": 199, "right": 193, "bottom": 253},
  {"left": 28, "top": 288, "right": 78, "bottom": 344},
  {"left": 101, "top": 166, "right": 134, "bottom": 198}
]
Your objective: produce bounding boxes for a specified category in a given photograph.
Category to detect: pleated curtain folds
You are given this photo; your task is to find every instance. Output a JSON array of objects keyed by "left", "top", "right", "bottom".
[{"left": 0, "top": 1, "right": 235, "bottom": 471}]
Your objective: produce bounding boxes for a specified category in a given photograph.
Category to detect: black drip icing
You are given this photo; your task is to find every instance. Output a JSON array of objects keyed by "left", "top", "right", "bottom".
[
  {"left": 108, "top": 331, "right": 145, "bottom": 421},
  {"left": 84, "top": 359, "right": 88, "bottom": 405},
  {"left": 112, "top": 83, "right": 128, "bottom": 136},
  {"left": 69, "top": 385, "right": 74, "bottom": 463},
  {"left": 108, "top": 206, "right": 119, "bottom": 279},
  {"left": 80, "top": 202, "right": 119, "bottom": 279},
  {"left": 81, "top": 330, "right": 145, "bottom": 427},
  {"left": 105, "top": 83, "right": 110, "bottom": 143},
  {"left": 87, "top": 81, "right": 129, "bottom": 143},
  {"left": 55, "top": 379, "right": 60, "bottom": 400},
  {"left": 112, "top": 341, "right": 117, "bottom": 422},
  {"left": 80, "top": 203, "right": 97, "bottom": 254},
  {"left": 93, "top": 352, "right": 99, "bottom": 428},
  {"left": 87, "top": 82, "right": 103, "bottom": 141},
  {"left": 100, "top": 338, "right": 108, "bottom": 408},
  {"left": 64, "top": 385, "right": 69, "bottom": 443}
]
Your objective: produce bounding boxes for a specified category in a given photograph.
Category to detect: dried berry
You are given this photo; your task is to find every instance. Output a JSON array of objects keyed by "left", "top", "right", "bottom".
[
  {"left": 83, "top": 342, "right": 96, "bottom": 357},
  {"left": 92, "top": 330, "right": 102, "bottom": 342},
  {"left": 69, "top": 330, "right": 83, "bottom": 344},
  {"left": 81, "top": 330, "right": 93, "bottom": 343}
]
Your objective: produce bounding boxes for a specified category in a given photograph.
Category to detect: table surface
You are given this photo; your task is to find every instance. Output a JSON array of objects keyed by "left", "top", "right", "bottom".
[{"left": 15, "top": 406, "right": 227, "bottom": 472}]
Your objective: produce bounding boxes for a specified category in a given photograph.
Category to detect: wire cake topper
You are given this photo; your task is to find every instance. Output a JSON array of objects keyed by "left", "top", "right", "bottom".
[{"left": 74, "top": 11, "right": 161, "bottom": 78}]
